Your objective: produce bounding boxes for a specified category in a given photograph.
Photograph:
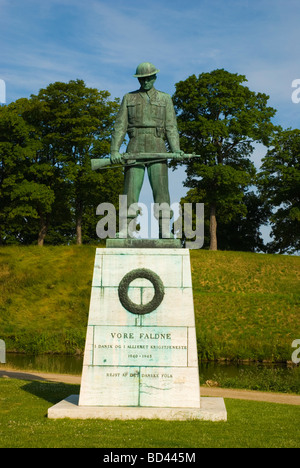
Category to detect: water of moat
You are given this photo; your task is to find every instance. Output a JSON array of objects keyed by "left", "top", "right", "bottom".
[{"left": 3, "top": 352, "right": 292, "bottom": 382}]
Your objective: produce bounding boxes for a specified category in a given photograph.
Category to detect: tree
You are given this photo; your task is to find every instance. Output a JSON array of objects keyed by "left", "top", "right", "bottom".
[
  {"left": 214, "top": 191, "right": 270, "bottom": 252},
  {"left": 258, "top": 129, "right": 300, "bottom": 254},
  {"left": 180, "top": 189, "right": 269, "bottom": 252},
  {"left": 0, "top": 81, "right": 123, "bottom": 246},
  {"left": 0, "top": 99, "right": 55, "bottom": 246},
  {"left": 27, "top": 79, "right": 123, "bottom": 244},
  {"left": 173, "top": 69, "right": 278, "bottom": 250}
]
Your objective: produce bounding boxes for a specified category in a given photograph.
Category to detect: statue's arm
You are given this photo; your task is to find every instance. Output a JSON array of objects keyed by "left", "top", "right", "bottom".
[
  {"left": 165, "top": 95, "right": 182, "bottom": 158},
  {"left": 110, "top": 95, "right": 128, "bottom": 163}
]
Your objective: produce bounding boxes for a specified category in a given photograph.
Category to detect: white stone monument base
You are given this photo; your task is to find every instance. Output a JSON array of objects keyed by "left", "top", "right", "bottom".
[
  {"left": 48, "top": 395, "right": 227, "bottom": 421},
  {"left": 47, "top": 247, "right": 227, "bottom": 422}
]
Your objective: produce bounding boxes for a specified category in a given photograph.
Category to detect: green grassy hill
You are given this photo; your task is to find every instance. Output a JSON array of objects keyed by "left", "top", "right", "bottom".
[{"left": 0, "top": 245, "right": 299, "bottom": 362}]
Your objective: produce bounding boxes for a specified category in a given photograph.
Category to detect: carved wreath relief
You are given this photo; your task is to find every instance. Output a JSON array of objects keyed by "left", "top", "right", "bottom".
[{"left": 118, "top": 268, "right": 165, "bottom": 315}]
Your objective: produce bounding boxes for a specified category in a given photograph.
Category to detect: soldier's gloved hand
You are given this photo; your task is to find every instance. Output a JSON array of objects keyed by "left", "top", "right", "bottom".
[
  {"left": 110, "top": 152, "right": 123, "bottom": 164},
  {"left": 173, "top": 150, "right": 185, "bottom": 161}
]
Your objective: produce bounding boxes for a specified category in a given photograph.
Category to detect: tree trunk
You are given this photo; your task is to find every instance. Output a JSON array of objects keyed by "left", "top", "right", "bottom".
[
  {"left": 209, "top": 203, "right": 218, "bottom": 251},
  {"left": 38, "top": 216, "right": 47, "bottom": 247},
  {"left": 76, "top": 201, "right": 83, "bottom": 245},
  {"left": 76, "top": 217, "right": 82, "bottom": 245}
]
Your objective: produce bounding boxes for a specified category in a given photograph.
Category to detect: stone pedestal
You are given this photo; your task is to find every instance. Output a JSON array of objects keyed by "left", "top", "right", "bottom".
[{"left": 48, "top": 244, "right": 226, "bottom": 421}]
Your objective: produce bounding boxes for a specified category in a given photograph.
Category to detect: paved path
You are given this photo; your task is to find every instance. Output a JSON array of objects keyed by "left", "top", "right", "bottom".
[{"left": 1, "top": 367, "right": 299, "bottom": 406}]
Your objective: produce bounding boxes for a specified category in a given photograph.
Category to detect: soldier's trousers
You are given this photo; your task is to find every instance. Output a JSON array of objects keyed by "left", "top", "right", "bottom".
[
  {"left": 121, "top": 160, "right": 174, "bottom": 238},
  {"left": 123, "top": 160, "right": 172, "bottom": 237},
  {"left": 123, "top": 160, "right": 170, "bottom": 211}
]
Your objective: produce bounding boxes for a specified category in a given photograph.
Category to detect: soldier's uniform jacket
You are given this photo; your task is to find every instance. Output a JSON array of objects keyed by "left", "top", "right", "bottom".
[{"left": 111, "top": 87, "right": 180, "bottom": 155}]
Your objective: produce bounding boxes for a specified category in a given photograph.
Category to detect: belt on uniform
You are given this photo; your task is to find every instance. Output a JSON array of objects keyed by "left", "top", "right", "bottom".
[{"left": 130, "top": 127, "right": 164, "bottom": 135}]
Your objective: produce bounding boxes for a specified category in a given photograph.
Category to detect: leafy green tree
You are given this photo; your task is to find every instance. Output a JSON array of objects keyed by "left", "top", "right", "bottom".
[
  {"left": 215, "top": 191, "right": 270, "bottom": 252},
  {"left": 173, "top": 69, "right": 278, "bottom": 250},
  {"left": 258, "top": 129, "right": 300, "bottom": 254},
  {"left": 179, "top": 189, "right": 269, "bottom": 252},
  {"left": 0, "top": 81, "right": 123, "bottom": 246},
  {"left": 27, "top": 79, "right": 123, "bottom": 244},
  {"left": 0, "top": 99, "right": 55, "bottom": 245}
]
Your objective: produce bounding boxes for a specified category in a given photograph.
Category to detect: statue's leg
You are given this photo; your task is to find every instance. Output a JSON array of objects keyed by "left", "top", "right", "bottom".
[
  {"left": 118, "top": 164, "right": 145, "bottom": 237},
  {"left": 123, "top": 164, "right": 145, "bottom": 206},
  {"left": 147, "top": 161, "right": 170, "bottom": 204},
  {"left": 147, "top": 162, "right": 173, "bottom": 238}
]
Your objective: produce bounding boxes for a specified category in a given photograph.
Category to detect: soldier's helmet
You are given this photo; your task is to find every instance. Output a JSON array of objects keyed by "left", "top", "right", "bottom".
[{"left": 133, "top": 62, "right": 160, "bottom": 78}]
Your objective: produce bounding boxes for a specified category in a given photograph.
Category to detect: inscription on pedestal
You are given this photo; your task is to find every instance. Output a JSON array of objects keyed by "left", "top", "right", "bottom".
[{"left": 90, "top": 326, "right": 188, "bottom": 367}]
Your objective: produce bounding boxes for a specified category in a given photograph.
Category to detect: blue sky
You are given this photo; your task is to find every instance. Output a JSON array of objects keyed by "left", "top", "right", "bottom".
[
  {"left": 1, "top": 0, "right": 299, "bottom": 124},
  {"left": 1, "top": 0, "right": 300, "bottom": 240}
]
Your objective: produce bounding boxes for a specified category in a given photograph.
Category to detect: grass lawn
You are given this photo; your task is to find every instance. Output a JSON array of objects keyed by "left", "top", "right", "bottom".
[
  {"left": 190, "top": 250, "right": 300, "bottom": 361},
  {"left": 0, "top": 378, "right": 299, "bottom": 448},
  {"left": 0, "top": 245, "right": 299, "bottom": 362}
]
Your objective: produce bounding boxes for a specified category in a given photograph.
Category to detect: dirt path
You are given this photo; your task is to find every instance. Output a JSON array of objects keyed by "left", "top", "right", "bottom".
[
  {"left": 200, "top": 386, "right": 300, "bottom": 406},
  {"left": 1, "top": 367, "right": 300, "bottom": 406}
]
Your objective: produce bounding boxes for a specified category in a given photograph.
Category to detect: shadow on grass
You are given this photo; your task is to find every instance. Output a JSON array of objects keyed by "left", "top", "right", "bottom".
[
  {"left": 1, "top": 370, "right": 82, "bottom": 405},
  {"left": 21, "top": 380, "right": 80, "bottom": 404}
]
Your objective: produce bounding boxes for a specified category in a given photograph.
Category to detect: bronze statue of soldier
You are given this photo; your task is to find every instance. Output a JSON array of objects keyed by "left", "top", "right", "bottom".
[{"left": 110, "top": 62, "right": 183, "bottom": 238}]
